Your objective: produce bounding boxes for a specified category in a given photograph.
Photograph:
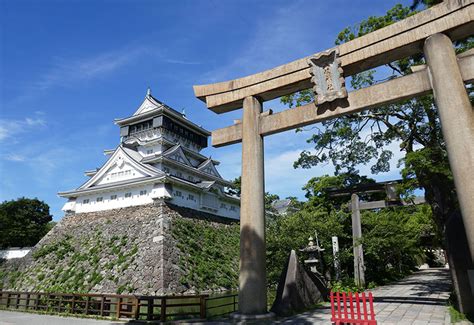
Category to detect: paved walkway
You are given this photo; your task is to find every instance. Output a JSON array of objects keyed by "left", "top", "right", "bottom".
[
  {"left": 279, "top": 268, "right": 453, "bottom": 324},
  {"left": 0, "top": 268, "right": 458, "bottom": 324},
  {"left": 0, "top": 310, "right": 127, "bottom": 325}
]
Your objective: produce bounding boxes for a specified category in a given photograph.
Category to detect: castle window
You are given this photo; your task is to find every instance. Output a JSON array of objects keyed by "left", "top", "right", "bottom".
[
  {"left": 176, "top": 171, "right": 183, "bottom": 178},
  {"left": 230, "top": 206, "right": 236, "bottom": 211},
  {"left": 129, "top": 120, "right": 153, "bottom": 135},
  {"left": 220, "top": 203, "right": 227, "bottom": 209},
  {"left": 175, "top": 191, "right": 182, "bottom": 197},
  {"left": 97, "top": 197, "right": 103, "bottom": 202},
  {"left": 140, "top": 190, "right": 147, "bottom": 196},
  {"left": 188, "top": 175, "right": 194, "bottom": 182},
  {"left": 125, "top": 192, "right": 132, "bottom": 198},
  {"left": 111, "top": 194, "right": 117, "bottom": 200},
  {"left": 147, "top": 149, "right": 153, "bottom": 155},
  {"left": 83, "top": 199, "right": 89, "bottom": 204},
  {"left": 188, "top": 194, "right": 194, "bottom": 201}
]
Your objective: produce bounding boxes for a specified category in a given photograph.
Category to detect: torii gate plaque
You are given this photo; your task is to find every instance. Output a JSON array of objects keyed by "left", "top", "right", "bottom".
[{"left": 194, "top": 0, "right": 474, "bottom": 317}]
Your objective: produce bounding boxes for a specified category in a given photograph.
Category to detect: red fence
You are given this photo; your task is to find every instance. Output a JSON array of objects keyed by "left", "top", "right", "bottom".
[{"left": 330, "top": 291, "right": 377, "bottom": 325}]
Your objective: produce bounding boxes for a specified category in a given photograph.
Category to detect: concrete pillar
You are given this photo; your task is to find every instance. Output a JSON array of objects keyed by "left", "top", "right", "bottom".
[
  {"left": 238, "top": 96, "right": 267, "bottom": 315},
  {"left": 351, "top": 193, "right": 365, "bottom": 288},
  {"left": 424, "top": 33, "right": 474, "bottom": 314},
  {"left": 424, "top": 34, "right": 474, "bottom": 261}
]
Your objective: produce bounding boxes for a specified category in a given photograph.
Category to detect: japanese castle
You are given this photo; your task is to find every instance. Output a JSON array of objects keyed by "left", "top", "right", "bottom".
[{"left": 59, "top": 89, "right": 240, "bottom": 219}]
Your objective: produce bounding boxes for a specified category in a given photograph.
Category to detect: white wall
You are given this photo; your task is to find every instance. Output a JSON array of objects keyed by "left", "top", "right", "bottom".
[
  {"left": 72, "top": 183, "right": 167, "bottom": 213},
  {"left": 96, "top": 162, "right": 147, "bottom": 186},
  {"left": 0, "top": 248, "right": 32, "bottom": 259},
  {"left": 65, "top": 182, "right": 240, "bottom": 219},
  {"left": 137, "top": 143, "right": 163, "bottom": 157}
]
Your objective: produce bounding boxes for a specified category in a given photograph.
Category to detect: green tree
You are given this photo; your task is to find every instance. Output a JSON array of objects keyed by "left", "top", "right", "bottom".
[
  {"left": 230, "top": 176, "right": 281, "bottom": 213},
  {"left": 266, "top": 184, "right": 434, "bottom": 287},
  {"left": 0, "top": 198, "right": 53, "bottom": 248},
  {"left": 281, "top": 2, "right": 473, "bottom": 312}
]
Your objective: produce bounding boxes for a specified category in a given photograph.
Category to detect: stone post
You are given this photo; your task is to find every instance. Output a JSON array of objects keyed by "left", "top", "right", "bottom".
[
  {"left": 237, "top": 96, "right": 268, "bottom": 316},
  {"left": 424, "top": 33, "right": 474, "bottom": 313},
  {"left": 332, "top": 236, "right": 341, "bottom": 281},
  {"left": 351, "top": 193, "right": 365, "bottom": 288}
]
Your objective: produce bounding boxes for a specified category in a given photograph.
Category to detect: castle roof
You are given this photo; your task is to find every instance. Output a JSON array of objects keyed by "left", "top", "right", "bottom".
[{"left": 114, "top": 91, "right": 210, "bottom": 137}]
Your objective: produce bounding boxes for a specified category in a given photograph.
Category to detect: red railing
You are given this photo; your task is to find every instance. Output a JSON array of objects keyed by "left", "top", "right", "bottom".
[{"left": 330, "top": 291, "right": 377, "bottom": 325}]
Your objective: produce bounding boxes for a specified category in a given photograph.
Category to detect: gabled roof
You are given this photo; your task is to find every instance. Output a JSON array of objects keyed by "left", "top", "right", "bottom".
[
  {"left": 197, "top": 158, "right": 222, "bottom": 178},
  {"left": 66, "top": 145, "right": 165, "bottom": 192},
  {"left": 133, "top": 92, "right": 167, "bottom": 116},
  {"left": 161, "top": 144, "right": 193, "bottom": 166},
  {"left": 195, "top": 180, "right": 215, "bottom": 189}
]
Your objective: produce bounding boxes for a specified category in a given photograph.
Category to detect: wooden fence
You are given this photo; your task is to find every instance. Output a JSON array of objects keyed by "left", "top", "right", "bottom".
[{"left": 0, "top": 290, "right": 238, "bottom": 321}]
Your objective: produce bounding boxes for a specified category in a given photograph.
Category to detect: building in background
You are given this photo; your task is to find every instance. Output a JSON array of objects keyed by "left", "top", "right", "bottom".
[{"left": 59, "top": 89, "right": 240, "bottom": 219}]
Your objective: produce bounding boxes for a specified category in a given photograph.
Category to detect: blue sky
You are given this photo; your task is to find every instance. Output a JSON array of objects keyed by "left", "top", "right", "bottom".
[{"left": 1, "top": 0, "right": 412, "bottom": 221}]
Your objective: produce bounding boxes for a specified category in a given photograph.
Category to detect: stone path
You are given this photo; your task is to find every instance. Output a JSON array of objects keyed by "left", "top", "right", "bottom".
[{"left": 279, "top": 268, "right": 453, "bottom": 324}]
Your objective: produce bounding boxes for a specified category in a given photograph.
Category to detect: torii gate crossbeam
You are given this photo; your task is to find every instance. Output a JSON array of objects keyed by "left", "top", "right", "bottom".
[{"left": 193, "top": 0, "right": 474, "bottom": 318}]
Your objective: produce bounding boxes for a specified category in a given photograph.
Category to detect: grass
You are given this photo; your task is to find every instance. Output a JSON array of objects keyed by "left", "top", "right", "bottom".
[{"left": 448, "top": 305, "right": 474, "bottom": 323}]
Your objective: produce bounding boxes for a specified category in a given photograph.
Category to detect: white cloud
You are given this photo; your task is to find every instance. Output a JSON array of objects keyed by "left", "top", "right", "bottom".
[
  {"left": 4, "top": 154, "right": 26, "bottom": 162},
  {"left": 32, "top": 47, "right": 149, "bottom": 92},
  {"left": 25, "top": 117, "right": 46, "bottom": 126},
  {"left": 165, "top": 59, "right": 202, "bottom": 65},
  {"left": 0, "top": 117, "right": 46, "bottom": 142}
]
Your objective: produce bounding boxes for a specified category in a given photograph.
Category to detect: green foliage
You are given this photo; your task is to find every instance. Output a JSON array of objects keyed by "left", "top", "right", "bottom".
[
  {"left": 0, "top": 197, "right": 53, "bottom": 248},
  {"left": 448, "top": 305, "right": 469, "bottom": 323},
  {"left": 266, "top": 175, "right": 436, "bottom": 287},
  {"left": 32, "top": 236, "right": 74, "bottom": 260},
  {"left": 266, "top": 205, "right": 348, "bottom": 286},
  {"left": 280, "top": 2, "right": 474, "bottom": 259},
  {"left": 172, "top": 217, "right": 240, "bottom": 291}
]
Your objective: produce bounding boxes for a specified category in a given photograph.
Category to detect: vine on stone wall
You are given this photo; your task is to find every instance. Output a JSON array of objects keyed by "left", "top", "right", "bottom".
[{"left": 172, "top": 217, "right": 239, "bottom": 292}]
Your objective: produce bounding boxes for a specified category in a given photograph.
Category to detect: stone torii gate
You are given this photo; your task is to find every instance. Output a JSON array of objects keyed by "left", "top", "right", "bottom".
[{"left": 193, "top": 0, "right": 474, "bottom": 318}]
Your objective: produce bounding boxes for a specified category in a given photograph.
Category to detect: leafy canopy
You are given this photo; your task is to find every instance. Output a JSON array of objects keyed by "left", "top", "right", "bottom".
[{"left": 0, "top": 197, "right": 53, "bottom": 248}]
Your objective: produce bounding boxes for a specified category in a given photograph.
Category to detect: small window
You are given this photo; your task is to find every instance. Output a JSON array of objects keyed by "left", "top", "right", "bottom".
[
  {"left": 83, "top": 199, "right": 89, "bottom": 204},
  {"left": 96, "top": 197, "right": 103, "bottom": 202},
  {"left": 230, "top": 206, "right": 236, "bottom": 211},
  {"left": 188, "top": 194, "right": 194, "bottom": 201},
  {"left": 111, "top": 195, "right": 117, "bottom": 200},
  {"left": 220, "top": 203, "right": 227, "bottom": 209},
  {"left": 188, "top": 176, "right": 194, "bottom": 182},
  {"left": 176, "top": 172, "right": 183, "bottom": 178},
  {"left": 125, "top": 192, "right": 132, "bottom": 198},
  {"left": 164, "top": 167, "right": 170, "bottom": 173},
  {"left": 140, "top": 190, "right": 147, "bottom": 196},
  {"left": 175, "top": 191, "right": 182, "bottom": 197},
  {"left": 147, "top": 149, "right": 153, "bottom": 155}
]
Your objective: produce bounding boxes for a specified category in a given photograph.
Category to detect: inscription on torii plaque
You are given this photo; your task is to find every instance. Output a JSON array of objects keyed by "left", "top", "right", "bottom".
[{"left": 307, "top": 48, "right": 347, "bottom": 105}]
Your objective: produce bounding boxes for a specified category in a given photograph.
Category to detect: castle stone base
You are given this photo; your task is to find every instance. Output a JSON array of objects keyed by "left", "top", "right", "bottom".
[{"left": 0, "top": 200, "right": 238, "bottom": 295}]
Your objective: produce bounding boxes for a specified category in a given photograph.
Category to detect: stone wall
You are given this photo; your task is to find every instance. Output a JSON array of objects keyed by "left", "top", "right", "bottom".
[{"left": 0, "top": 200, "right": 238, "bottom": 295}]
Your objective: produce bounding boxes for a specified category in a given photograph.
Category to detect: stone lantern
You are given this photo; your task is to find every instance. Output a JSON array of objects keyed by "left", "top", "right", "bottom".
[{"left": 300, "top": 233, "right": 325, "bottom": 274}]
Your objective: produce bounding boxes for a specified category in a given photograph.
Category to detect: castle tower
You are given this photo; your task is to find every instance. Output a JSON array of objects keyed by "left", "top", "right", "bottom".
[{"left": 59, "top": 89, "right": 240, "bottom": 219}]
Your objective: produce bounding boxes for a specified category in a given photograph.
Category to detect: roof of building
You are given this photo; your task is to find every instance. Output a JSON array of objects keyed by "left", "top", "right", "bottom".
[{"left": 114, "top": 90, "right": 210, "bottom": 136}]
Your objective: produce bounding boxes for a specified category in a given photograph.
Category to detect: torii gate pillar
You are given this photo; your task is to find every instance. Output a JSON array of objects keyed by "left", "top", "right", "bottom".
[
  {"left": 424, "top": 34, "right": 474, "bottom": 311},
  {"left": 236, "top": 96, "right": 271, "bottom": 317},
  {"left": 424, "top": 34, "right": 474, "bottom": 261}
]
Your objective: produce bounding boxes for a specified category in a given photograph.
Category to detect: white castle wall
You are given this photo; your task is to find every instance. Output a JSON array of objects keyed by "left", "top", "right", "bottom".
[{"left": 69, "top": 183, "right": 239, "bottom": 219}]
